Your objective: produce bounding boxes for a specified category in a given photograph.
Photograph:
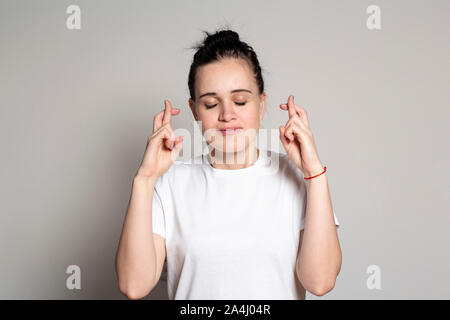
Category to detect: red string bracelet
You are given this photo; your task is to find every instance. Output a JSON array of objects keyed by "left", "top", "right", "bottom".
[{"left": 304, "top": 166, "right": 327, "bottom": 180}]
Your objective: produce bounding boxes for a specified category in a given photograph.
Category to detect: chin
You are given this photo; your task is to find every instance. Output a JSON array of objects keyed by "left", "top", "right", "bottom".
[
  {"left": 205, "top": 128, "right": 258, "bottom": 155},
  {"left": 214, "top": 137, "right": 256, "bottom": 154}
]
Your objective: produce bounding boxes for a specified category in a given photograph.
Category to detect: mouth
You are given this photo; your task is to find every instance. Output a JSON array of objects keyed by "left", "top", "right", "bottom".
[{"left": 218, "top": 127, "right": 243, "bottom": 136}]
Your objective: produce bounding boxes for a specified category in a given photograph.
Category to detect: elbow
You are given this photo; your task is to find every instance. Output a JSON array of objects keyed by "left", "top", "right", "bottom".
[
  {"left": 308, "top": 280, "right": 335, "bottom": 297},
  {"left": 297, "top": 257, "right": 341, "bottom": 297},
  {"left": 298, "top": 270, "right": 337, "bottom": 297},
  {"left": 125, "top": 290, "right": 148, "bottom": 300},
  {"left": 118, "top": 277, "right": 154, "bottom": 300},
  {"left": 119, "top": 284, "right": 151, "bottom": 300},
  {"left": 116, "top": 263, "right": 155, "bottom": 300}
]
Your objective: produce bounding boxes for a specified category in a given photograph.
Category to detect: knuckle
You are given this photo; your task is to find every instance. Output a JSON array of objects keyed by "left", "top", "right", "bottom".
[{"left": 159, "top": 127, "right": 169, "bottom": 136}]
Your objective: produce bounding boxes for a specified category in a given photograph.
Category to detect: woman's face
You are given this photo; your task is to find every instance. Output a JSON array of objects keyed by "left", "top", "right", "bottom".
[{"left": 189, "top": 57, "right": 266, "bottom": 156}]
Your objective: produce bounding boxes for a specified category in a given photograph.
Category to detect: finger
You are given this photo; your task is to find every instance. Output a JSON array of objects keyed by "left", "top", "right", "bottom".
[
  {"left": 153, "top": 111, "right": 165, "bottom": 133},
  {"left": 173, "top": 135, "right": 183, "bottom": 146},
  {"left": 284, "top": 116, "right": 302, "bottom": 141},
  {"left": 285, "top": 114, "right": 308, "bottom": 132},
  {"left": 285, "top": 121, "right": 308, "bottom": 143},
  {"left": 170, "top": 136, "right": 184, "bottom": 161},
  {"left": 170, "top": 135, "right": 183, "bottom": 150},
  {"left": 174, "top": 138, "right": 183, "bottom": 152},
  {"left": 152, "top": 124, "right": 176, "bottom": 150},
  {"left": 154, "top": 108, "right": 180, "bottom": 133},
  {"left": 165, "top": 128, "right": 176, "bottom": 150},
  {"left": 280, "top": 103, "right": 309, "bottom": 129},
  {"left": 279, "top": 125, "right": 290, "bottom": 151},
  {"left": 284, "top": 123, "right": 295, "bottom": 142},
  {"left": 162, "top": 100, "right": 173, "bottom": 126},
  {"left": 151, "top": 125, "right": 172, "bottom": 148},
  {"left": 287, "top": 95, "right": 296, "bottom": 118}
]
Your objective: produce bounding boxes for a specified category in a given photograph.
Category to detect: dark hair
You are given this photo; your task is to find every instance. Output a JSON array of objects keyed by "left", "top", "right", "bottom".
[{"left": 187, "top": 28, "right": 265, "bottom": 101}]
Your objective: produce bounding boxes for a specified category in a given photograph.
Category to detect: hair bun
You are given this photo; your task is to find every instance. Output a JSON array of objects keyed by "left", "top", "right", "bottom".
[
  {"left": 203, "top": 30, "right": 240, "bottom": 47},
  {"left": 188, "top": 28, "right": 265, "bottom": 101}
]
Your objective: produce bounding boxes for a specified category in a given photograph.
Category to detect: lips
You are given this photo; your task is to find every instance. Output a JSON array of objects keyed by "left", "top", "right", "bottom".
[{"left": 218, "top": 127, "right": 243, "bottom": 135}]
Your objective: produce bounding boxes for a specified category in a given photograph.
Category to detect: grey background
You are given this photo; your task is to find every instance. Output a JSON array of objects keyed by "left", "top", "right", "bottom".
[{"left": 1, "top": 0, "right": 449, "bottom": 299}]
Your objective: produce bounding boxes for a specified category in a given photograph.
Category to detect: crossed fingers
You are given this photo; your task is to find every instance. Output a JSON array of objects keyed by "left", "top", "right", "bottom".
[
  {"left": 279, "top": 95, "right": 312, "bottom": 142},
  {"left": 279, "top": 95, "right": 310, "bottom": 129},
  {"left": 153, "top": 100, "right": 182, "bottom": 149},
  {"left": 153, "top": 100, "right": 180, "bottom": 133}
]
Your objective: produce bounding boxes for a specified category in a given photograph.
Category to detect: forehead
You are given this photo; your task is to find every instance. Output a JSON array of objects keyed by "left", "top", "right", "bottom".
[{"left": 196, "top": 58, "right": 255, "bottom": 95}]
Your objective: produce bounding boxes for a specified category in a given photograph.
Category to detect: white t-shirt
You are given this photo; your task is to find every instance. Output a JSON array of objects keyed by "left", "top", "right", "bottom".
[{"left": 151, "top": 149, "right": 340, "bottom": 300}]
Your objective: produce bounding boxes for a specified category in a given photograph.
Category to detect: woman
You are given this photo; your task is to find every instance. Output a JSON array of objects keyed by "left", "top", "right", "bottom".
[{"left": 115, "top": 29, "right": 342, "bottom": 300}]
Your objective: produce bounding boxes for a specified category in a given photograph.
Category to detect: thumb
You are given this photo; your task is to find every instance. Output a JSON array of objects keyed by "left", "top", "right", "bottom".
[{"left": 170, "top": 136, "right": 183, "bottom": 159}]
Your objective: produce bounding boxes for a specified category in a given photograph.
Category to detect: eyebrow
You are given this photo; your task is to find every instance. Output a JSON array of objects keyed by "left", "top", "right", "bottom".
[{"left": 199, "top": 89, "right": 252, "bottom": 99}]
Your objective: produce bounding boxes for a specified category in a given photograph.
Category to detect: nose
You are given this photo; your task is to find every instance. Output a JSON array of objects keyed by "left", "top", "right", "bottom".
[{"left": 218, "top": 101, "right": 237, "bottom": 122}]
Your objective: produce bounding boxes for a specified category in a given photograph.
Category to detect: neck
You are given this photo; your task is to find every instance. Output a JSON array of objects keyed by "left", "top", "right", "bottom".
[{"left": 207, "top": 146, "right": 260, "bottom": 170}]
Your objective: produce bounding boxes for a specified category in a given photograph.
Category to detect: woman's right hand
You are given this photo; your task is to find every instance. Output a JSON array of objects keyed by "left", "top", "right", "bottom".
[{"left": 136, "top": 100, "right": 184, "bottom": 180}]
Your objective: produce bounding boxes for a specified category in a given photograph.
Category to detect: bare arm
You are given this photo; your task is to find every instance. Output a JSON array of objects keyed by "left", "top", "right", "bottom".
[
  {"left": 115, "top": 175, "right": 159, "bottom": 300},
  {"left": 296, "top": 170, "right": 342, "bottom": 296},
  {"left": 115, "top": 99, "right": 182, "bottom": 300},
  {"left": 278, "top": 95, "right": 341, "bottom": 297}
]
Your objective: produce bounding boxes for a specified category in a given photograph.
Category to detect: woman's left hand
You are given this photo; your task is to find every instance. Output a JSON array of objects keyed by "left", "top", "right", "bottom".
[{"left": 279, "top": 95, "right": 325, "bottom": 177}]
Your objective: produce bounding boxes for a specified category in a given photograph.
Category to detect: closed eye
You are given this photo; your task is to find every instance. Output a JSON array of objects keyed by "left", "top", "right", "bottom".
[{"left": 205, "top": 102, "right": 247, "bottom": 109}]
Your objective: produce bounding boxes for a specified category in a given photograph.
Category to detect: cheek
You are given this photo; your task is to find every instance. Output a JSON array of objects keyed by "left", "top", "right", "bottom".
[
  {"left": 197, "top": 113, "right": 215, "bottom": 131},
  {"left": 240, "top": 109, "right": 260, "bottom": 127}
]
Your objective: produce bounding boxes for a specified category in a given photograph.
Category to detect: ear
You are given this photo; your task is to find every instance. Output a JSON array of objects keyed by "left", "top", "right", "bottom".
[
  {"left": 259, "top": 92, "right": 267, "bottom": 121},
  {"left": 189, "top": 98, "right": 198, "bottom": 121}
]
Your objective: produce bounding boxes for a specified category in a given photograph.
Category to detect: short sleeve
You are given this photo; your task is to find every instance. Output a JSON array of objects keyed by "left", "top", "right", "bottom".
[
  {"left": 332, "top": 211, "right": 340, "bottom": 229},
  {"left": 152, "top": 184, "right": 166, "bottom": 239}
]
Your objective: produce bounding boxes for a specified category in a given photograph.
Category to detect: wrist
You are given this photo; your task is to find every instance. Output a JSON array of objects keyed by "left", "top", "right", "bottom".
[
  {"left": 304, "top": 167, "right": 327, "bottom": 189},
  {"left": 304, "top": 164, "right": 325, "bottom": 178},
  {"left": 133, "top": 174, "right": 158, "bottom": 188}
]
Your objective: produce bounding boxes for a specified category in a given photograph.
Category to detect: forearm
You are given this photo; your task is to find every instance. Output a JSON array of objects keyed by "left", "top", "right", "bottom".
[
  {"left": 297, "top": 171, "right": 342, "bottom": 294},
  {"left": 115, "top": 175, "right": 159, "bottom": 297}
]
